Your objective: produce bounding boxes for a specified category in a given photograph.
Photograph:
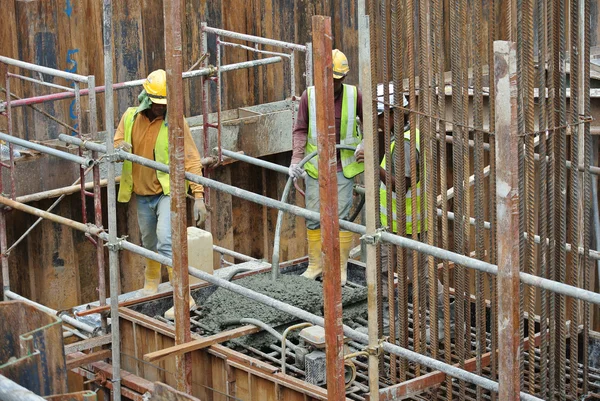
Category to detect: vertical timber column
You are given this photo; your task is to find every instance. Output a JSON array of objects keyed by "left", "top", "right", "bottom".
[
  {"left": 103, "top": 1, "right": 122, "bottom": 400},
  {"left": 164, "top": 0, "right": 192, "bottom": 393},
  {"left": 357, "top": 0, "right": 379, "bottom": 396},
  {"left": 494, "top": 41, "right": 520, "bottom": 401},
  {"left": 311, "top": 16, "right": 345, "bottom": 401}
]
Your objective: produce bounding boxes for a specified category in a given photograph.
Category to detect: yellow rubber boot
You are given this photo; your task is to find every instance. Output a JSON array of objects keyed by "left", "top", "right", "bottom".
[
  {"left": 339, "top": 231, "right": 353, "bottom": 286},
  {"left": 136, "top": 259, "right": 161, "bottom": 297},
  {"left": 164, "top": 267, "right": 197, "bottom": 320},
  {"left": 301, "top": 229, "right": 322, "bottom": 279}
]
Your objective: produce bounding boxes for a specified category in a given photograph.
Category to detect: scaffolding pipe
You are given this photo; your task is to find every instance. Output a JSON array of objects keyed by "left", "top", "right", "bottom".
[
  {"left": 4, "top": 290, "right": 95, "bottom": 333},
  {"left": 7, "top": 72, "right": 75, "bottom": 92},
  {"left": 0, "top": 56, "right": 89, "bottom": 83},
  {"left": 56, "top": 134, "right": 600, "bottom": 306},
  {"left": 102, "top": 1, "right": 121, "bottom": 400},
  {"left": 0, "top": 197, "right": 569, "bottom": 400},
  {"left": 0, "top": 373, "right": 46, "bottom": 401},
  {"left": 0, "top": 57, "right": 282, "bottom": 110},
  {"left": 0, "top": 132, "right": 92, "bottom": 167},
  {"left": 202, "top": 26, "right": 307, "bottom": 52}
]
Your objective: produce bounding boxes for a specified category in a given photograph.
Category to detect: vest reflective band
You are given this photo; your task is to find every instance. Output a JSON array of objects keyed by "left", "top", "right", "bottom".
[
  {"left": 117, "top": 107, "right": 173, "bottom": 203},
  {"left": 379, "top": 129, "right": 425, "bottom": 234},
  {"left": 304, "top": 84, "right": 364, "bottom": 179}
]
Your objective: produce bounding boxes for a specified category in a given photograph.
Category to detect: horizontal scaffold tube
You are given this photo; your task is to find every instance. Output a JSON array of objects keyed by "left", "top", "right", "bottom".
[
  {"left": 57, "top": 134, "right": 600, "bottom": 306},
  {"left": 0, "top": 196, "right": 542, "bottom": 401},
  {"left": 1, "top": 57, "right": 282, "bottom": 110},
  {"left": 0, "top": 132, "right": 93, "bottom": 167}
]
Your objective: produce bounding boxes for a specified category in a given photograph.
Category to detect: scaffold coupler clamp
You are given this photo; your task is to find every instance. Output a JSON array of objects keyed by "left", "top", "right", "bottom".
[
  {"left": 360, "top": 227, "right": 386, "bottom": 245},
  {"left": 105, "top": 235, "right": 127, "bottom": 252},
  {"left": 366, "top": 337, "right": 387, "bottom": 357}
]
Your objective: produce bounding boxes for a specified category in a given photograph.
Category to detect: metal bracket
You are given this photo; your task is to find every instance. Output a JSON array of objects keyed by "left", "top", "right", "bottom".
[
  {"left": 105, "top": 236, "right": 127, "bottom": 252},
  {"left": 360, "top": 228, "right": 386, "bottom": 245},
  {"left": 106, "top": 151, "right": 123, "bottom": 163},
  {"left": 366, "top": 337, "right": 387, "bottom": 357}
]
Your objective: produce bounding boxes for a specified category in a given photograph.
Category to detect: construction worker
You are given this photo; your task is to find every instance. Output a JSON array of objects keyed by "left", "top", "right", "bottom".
[
  {"left": 289, "top": 49, "right": 363, "bottom": 286},
  {"left": 114, "top": 69, "right": 207, "bottom": 319},
  {"left": 356, "top": 83, "right": 446, "bottom": 340}
]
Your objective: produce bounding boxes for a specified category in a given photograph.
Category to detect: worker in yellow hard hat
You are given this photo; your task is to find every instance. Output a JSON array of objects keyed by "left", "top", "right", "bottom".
[
  {"left": 289, "top": 49, "right": 364, "bottom": 286},
  {"left": 114, "top": 69, "right": 208, "bottom": 319}
]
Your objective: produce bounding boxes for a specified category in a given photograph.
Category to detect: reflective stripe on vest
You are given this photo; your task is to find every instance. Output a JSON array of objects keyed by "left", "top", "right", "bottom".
[
  {"left": 304, "top": 84, "right": 364, "bottom": 179},
  {"left": 379, "top": 129, "right": 425, "bottom": 234},
  {"left": 117, "top": 107, "right": 172, "bottom": 202}
]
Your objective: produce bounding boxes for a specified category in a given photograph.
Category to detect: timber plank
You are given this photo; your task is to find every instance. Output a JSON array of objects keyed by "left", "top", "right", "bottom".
[
  {"left": 143, "top": 325, "right": 261, "bottom": 363},
  {"left": 66, "top": 349, "right": 111, "bottom": 370},
  {"left": 64, "top": 334, "right": 112, "bottom": 354}
]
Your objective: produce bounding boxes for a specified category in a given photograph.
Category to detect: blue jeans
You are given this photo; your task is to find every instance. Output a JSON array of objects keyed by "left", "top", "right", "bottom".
[
  {"left": 304, "top": 172, "right": 354, "bottom": 230},
  {"left": 136, "top": 194, "right": 172, "bottom": 259}
]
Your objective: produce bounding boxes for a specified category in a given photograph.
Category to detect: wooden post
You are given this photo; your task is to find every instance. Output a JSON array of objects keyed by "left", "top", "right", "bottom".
[
  {"left": 494, "top": 40, "right": 520, "bottom": 400},
  {"left": 311, "top": 15, "right": 345, "bottom": 401},
  {"left": 164, "top": 0, "right": 192, "bottom": 393}
]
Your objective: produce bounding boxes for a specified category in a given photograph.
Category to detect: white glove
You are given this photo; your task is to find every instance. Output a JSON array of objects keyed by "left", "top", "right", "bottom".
[
  {"left": 288, "top": 163, "right": 306, "bottom": 179},
  {"left": 116, "top": 142, "right": 132, "bottom": 153},
  {"left": 193, "top": 198, "right": 208, "bottom": 227},
  {"left": 354, "top": 141, "right": 364, "bottom": 158}
]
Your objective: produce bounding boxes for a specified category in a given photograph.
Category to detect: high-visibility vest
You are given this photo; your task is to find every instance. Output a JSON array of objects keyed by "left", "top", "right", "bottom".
[
  {"left": 379, "top": 129, "right": 425, "bottom": 235},
  {"left": 304, "top": 84, "right": 364, "bottom": 179},
  {"left": 117, "top": 107, "right": 182, "bottom": 203}
]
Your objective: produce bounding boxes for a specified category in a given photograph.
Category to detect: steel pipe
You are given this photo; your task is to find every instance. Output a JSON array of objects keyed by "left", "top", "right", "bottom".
[
  {"left": 0, "top": 374, "right": 46, "bottom": 401},
  {"left": 1, "top": 58, "right": 282, "bottom": 110},
  {"left": 8, "top": 72, "right": 75, "bottom": 92},
  {"left": 0, "top": 132, "right": 92, "bottom": 167},
  {"left": 202, "top": 26, "right": 307, "bottom": 52},
  {"left": 213, "top": 245, "right": 257, "bottom": 262},
  {"left": 0, "top": 55, "right": 89, "bottom": 83},
  {"left": 4, "top": 290, "right": 95, "bottom": 333},
  {"left": 57, "top": 135, "right": 600, "bottom": 306},
  {"left": 0, "top": 198, "right": 564, "bottom": 400},
  {"left": 219, "top": 148, "right": 289, "bottom": 175},
  {"left": 102, "top": 1, "right": 121, "bottom": 399}
]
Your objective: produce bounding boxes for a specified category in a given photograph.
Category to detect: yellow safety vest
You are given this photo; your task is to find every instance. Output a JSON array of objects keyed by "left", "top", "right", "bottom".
[
  {"left": 304, "top": 84, "right": 364, "bottom": 179},
  {"left": 379, "top": 129, "right": 425, "bottom": 235},
  {"left": 117, "top": 107, "right": 183, "bottom": 203}
]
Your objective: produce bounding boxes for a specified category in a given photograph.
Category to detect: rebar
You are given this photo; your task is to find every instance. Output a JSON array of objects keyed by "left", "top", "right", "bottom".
[
  {"left": 59, "top": 134, "right": 600, "bottom": 306},
  {"left": 569, "top": 0, "right": 581, "bottom": 397},
  {"left": 536, "top": 0, "right": 549, "bottom": 396},
  {"left": 582, "top": 0, "right": 592, "bottom": 392},
  {"left": 472, "top": 0, "right": 485, "bottom": 396}
]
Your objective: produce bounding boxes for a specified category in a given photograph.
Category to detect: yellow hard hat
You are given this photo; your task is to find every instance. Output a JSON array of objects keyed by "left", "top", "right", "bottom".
[
  {"left": 332, "top": 49, "right": 349, "bottom": 79},
  {"left": 143, "top": 69, "right": 167, "bottom": 104}
]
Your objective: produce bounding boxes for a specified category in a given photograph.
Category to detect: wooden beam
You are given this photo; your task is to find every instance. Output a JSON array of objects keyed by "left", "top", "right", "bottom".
[
  {"left": 66, "top": 349, "right": 111, "bottom": 370},
  {"left": 64, "top": 334, "right": 111, "bottom": 354},
  {"left": 143, "top": 325, "right": 261, "bottom": 363}
]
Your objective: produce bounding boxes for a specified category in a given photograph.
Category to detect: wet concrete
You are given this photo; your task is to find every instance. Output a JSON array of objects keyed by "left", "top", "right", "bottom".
[{"left": 130, "top": 264, "right": 370, "bottom": 351}]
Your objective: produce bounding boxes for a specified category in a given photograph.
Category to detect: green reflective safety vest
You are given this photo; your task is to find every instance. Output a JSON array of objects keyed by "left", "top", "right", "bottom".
[
  {"left": 117, "top": 107, "right": 184, "bottom": 203},
  {"left": 304, "top": 84, "right": 364, "bottom": 179},
  {"left": 379, "top": 129, "right": 425, "bottom": 235}
]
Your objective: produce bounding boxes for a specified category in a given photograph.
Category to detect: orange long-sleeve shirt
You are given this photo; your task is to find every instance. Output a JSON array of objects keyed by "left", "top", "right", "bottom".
[{"left": 114, "top": 111, "right": 204, "bottom": 198}]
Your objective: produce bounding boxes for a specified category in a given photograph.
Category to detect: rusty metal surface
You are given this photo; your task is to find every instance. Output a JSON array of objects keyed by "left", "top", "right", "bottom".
[
  {"left": 164, "top": 0, "right": 192, "bottom": 393},
  {"left": 494, "top": 41, "right": 521, "bottom": 400},
  {"left": 0, "top": 301, "right": 67, "bottom": 396},
  {"left": 311, "top": 15, "right": 345, "bottom": 401}
]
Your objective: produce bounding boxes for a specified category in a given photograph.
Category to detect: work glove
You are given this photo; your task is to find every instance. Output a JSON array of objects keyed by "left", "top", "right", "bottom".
[
  {"left": 116, "top": 142, "right": 132, "bottom": 153},
  {"left": 288, "top": 163, "right": 306, "bottom": 179},
  {"left": 354, "top": 142, "right": 365, "bottom": 163},
  {"left": 193, "top": 197, "right": 208, "bottom": 227}
]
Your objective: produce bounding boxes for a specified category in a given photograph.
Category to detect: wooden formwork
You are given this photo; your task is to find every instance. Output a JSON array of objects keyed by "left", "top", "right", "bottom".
[{"left": 118, "top": 307, "right": 331, "bottom": 401}]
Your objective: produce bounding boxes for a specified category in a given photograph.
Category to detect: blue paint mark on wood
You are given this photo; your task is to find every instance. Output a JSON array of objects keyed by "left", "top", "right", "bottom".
[{"left": 65, "top": 0, "right": 73, "bottom": 18}]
